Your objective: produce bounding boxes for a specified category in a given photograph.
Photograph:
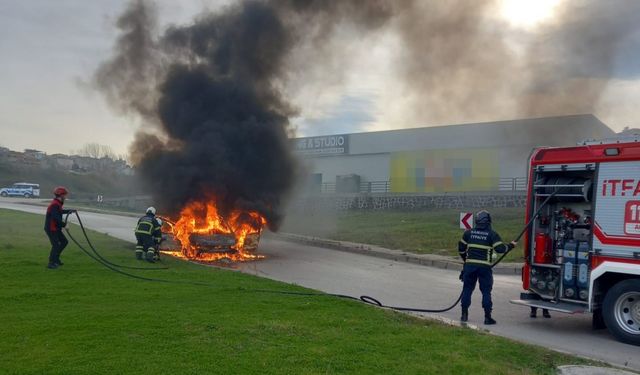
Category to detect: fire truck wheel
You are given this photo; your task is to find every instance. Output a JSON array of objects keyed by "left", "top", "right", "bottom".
[{"left": 603, "top": 279, "right": 640, "bottom": 346}]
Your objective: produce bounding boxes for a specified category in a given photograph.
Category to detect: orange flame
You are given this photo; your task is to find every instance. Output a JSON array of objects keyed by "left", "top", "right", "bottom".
[{"left": 161, "top": 201, "right": 266, "bottom": 262}]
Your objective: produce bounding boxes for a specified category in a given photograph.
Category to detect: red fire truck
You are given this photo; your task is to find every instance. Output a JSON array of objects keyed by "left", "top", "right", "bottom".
[{"left": 511, "top": 138, "right": 640, "bottom": 345}]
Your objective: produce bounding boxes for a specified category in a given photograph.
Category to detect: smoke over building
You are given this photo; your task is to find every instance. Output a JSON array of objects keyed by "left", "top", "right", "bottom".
[
  {"left": 95, "top": 0, "right": 403, "bottom": 228},
  {"left": 95, "top": 0, "right": 640, "bottom": 228}
]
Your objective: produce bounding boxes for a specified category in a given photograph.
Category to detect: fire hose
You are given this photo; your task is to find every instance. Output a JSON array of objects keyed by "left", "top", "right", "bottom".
[
  {"left": 62, "top": 191, "right": 558, "bottom": 313},
  {"left": 64, "top": 211, "right": 168, "bottom": 271},
  {"left": 350, "top": 189, "right": 560, "bottom": 312}
]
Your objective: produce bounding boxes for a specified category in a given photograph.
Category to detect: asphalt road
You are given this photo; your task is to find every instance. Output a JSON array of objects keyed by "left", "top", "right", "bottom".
[{"left": 1, "top": 198, "right": 638, "bottom": 371}]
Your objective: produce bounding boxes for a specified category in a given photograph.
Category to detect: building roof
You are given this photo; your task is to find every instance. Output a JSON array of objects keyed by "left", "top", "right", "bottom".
[{"left": 295, "top": 114, "right": 615, "bottom": 156}]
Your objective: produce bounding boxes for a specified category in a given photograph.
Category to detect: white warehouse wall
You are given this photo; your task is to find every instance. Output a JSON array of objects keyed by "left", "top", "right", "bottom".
[
  {"left": 300, "top": 153, "right": 390, "bottom": 183},
  {"left": 292, "top": 115, "right": 615, "bottom": 192}
]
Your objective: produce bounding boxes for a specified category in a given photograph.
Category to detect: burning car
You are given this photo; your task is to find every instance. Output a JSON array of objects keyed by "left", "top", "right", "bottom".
[{"left": 159, "top": 201, "right": 265, "bottom": 262}]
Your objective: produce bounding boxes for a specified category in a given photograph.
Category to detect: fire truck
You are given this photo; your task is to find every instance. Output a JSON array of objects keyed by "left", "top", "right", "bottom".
[{"left": 511, "top": 137, "right": 640, "bottom": 346}]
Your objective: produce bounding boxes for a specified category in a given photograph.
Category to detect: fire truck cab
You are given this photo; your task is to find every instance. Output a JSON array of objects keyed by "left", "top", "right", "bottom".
[{"left": 511, "top": 137, "right": 640, "bottom": 346}]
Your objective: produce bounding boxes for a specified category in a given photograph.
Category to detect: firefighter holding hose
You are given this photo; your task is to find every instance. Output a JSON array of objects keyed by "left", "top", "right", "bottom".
[
  {"left": 134, "top": 207, "right": 162, "bottom": 262},
  {"left": 458, "top": 210, "right": 516, "bottom": 324},
  {"left": 44, "top": 186, "right": 76, "bottom": 269}
]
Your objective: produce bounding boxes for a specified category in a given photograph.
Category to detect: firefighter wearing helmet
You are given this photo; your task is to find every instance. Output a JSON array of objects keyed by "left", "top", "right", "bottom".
[
  {"left": 134, "top": 206, "right": 162, "bottom": 262},
  {"left": 44, "top": 186, "right": 76, "bottom": 269},
  {"left": 457, "top": 210, "right": 517, "bottom": 325}
]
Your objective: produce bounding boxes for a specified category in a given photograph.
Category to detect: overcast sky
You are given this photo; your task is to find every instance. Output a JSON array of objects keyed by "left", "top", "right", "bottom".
[
  {"left": 1, "top": 0, "right": 639, "bottom": 156},
  {"left": 0, "top": 0, "right": 219, "bottom": 155}
]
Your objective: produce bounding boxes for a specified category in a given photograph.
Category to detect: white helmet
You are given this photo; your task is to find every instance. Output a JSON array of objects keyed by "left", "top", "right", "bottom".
[{"left": 146, "top": 206, "right": 156, "bottom": 215}]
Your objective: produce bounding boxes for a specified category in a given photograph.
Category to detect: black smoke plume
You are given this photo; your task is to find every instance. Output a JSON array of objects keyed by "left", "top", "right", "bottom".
[
  {"left": 95, "top": 0, "right": 394, "bottom": 229},
  {"left": 96, "top": 0, "right": 298, "bottom": 229}
]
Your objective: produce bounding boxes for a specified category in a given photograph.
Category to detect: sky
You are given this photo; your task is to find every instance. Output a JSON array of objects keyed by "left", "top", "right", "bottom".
[
  {"left": 0, "top": 0, "right": 222, "bottom": 156},
  {"left": 1, "top": 0, "right": 640, "bottom": 156}
]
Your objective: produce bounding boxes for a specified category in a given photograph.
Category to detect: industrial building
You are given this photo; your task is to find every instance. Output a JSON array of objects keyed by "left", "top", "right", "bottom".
[{"left": 292, "top": 114, "right": 615, "bottom": 193}]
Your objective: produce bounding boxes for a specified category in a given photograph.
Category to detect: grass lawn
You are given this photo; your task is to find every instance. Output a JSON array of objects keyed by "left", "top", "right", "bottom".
[
  {"left": 282, "top": 208, "right": 527, "bottom": 261},
  {"left": 0, "top": 198, "right": 140, "bottom": 217},
  {"left": 0, "top": 209, "right": 593, "bottom": 374}
]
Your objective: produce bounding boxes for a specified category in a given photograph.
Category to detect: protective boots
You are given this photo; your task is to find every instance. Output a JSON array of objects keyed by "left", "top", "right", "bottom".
[
  {"left": 484, "top": 310, "right": 496, "bottom": 325},
  {"left": 460, "top": 308, "right": 469, "bottom": 322},
  {"left": 135, "top": 246, "right": 144, "bottom": 260},
  {"left": 530, "top": 307, "right": 551, "bottom": 319},
  {"left": 145, "top": 249, "right": 156, "bottom": 262}
]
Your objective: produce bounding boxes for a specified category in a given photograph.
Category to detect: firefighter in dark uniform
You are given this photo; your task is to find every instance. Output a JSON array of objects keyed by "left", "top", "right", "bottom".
[
  {"left": 135, "top": 206, "right": 162, "bottom": 262},
  {"left": 458, "top": 210, "right": 516, "bottom": 324},
  {"left": 44, "top": 186, "right": 75, "bottom": 269}
]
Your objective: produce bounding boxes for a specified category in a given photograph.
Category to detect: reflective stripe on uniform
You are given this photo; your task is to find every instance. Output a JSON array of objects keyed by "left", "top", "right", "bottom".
[
  {"left": 467, "top": 245, "right": 492, "bottom": 262},
  {"left": 135, "top": 221, "right": 154, "bottom": 235},
  {"left": 492, "top": 241, "right": 504, "bottom": 248},
  {"left": 460, "top": 239, "right": 468, "bottom": 245},
  {"left": 465, "top": 258, "right": 492, "bottom": 266},
  {"left": 468, "top": 244, "right": 492, "bottom": 250}
]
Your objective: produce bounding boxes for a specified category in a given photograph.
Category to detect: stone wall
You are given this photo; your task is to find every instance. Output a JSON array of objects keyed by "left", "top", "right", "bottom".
[{"left": 289, "top": 193, "right": 527, "bottom": 213}]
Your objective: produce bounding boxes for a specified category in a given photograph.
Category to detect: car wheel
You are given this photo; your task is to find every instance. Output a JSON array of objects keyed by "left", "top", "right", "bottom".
[
  {"left": 0, "top": 191, "right": 7, "bottom": 197},
  {"left": 24, "top": 193, "right": 31, "bottom": 198},
  {"left": 603, "top": 279, "right": 640, "bottom": 346}
]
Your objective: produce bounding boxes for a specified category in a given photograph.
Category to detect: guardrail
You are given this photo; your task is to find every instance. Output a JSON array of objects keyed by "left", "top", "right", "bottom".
[{"left": 318, "top": 178, "right": 527, "bottom": 194}]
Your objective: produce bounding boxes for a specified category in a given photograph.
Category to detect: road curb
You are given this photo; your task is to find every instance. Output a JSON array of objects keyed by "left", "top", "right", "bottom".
[
  {"left": 557, "top": 365, "right": 639, "bottom": 375},
  {"left": 273, "top": 232, "right": 523, "bottom": 275}
]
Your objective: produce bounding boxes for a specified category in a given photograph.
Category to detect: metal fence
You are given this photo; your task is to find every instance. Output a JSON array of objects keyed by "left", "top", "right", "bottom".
[
  {"left": 318, "top": 178, "right": 527, "bottom": 194},
  {"left": 498, "top": 177, "right": 527, "bottom": 191},
  {"left": 320, "top": 182, "right": 336, "bottom": 193},
  {"left": 320, "top": 181, "right": 390, "bottom": 193},
  {"left": 360, "top": 181, "right": 391, "bottom": 193}
]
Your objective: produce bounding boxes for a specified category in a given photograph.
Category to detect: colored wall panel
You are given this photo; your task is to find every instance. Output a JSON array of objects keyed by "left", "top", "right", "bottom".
[{"left": 390, "top": 148, "right": 499, "bottom": 192}]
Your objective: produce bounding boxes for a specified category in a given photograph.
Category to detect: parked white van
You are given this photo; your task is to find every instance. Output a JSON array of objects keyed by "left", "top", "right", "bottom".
[{"left": 0, "top": 182, "right": 40, "bottom": 198}]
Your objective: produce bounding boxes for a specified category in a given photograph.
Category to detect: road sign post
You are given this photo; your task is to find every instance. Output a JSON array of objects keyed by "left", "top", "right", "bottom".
[{"left": 460, "top": 212, "right": 473, "bottom": 230}]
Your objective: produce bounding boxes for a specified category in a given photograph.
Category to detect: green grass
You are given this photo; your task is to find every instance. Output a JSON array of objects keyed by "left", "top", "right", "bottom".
[
  {"left": 2, "top": 199, "right": 141, "bottom": 217},
  {"left": 282, "top": 208, "right": 527, "bottom": 261},
  {"left": 0, "top": 209, "right": 593, "bottom": 374},
  {"left": 53, "top": 201, "right": 141, "bottom": 216}
]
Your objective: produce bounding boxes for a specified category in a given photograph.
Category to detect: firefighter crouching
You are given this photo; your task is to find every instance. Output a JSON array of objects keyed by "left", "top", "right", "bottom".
[
  {"left": 135, "top": 207, "right": 162, "bottom": 262},
  {"left": 458, "top": 210, "right": 516, "bottom": 325}
]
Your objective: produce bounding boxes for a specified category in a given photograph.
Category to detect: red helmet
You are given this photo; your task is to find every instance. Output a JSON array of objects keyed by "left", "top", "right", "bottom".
[{"left": 53, "top": 186, "right": 69, "bottom": 196}]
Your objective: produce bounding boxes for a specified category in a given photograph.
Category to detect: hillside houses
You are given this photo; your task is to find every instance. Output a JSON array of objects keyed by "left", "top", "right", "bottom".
[{"left": 0, "top": 148, "right": 133, "bottom": 175}]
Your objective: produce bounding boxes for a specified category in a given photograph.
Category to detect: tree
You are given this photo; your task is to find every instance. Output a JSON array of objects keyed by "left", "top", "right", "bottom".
[
  {"left": 76, "top": 143, "right": 117, "bottom": 160},
  {"left": 116, "top": 153, "right": 131, "bottom": 165}
]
